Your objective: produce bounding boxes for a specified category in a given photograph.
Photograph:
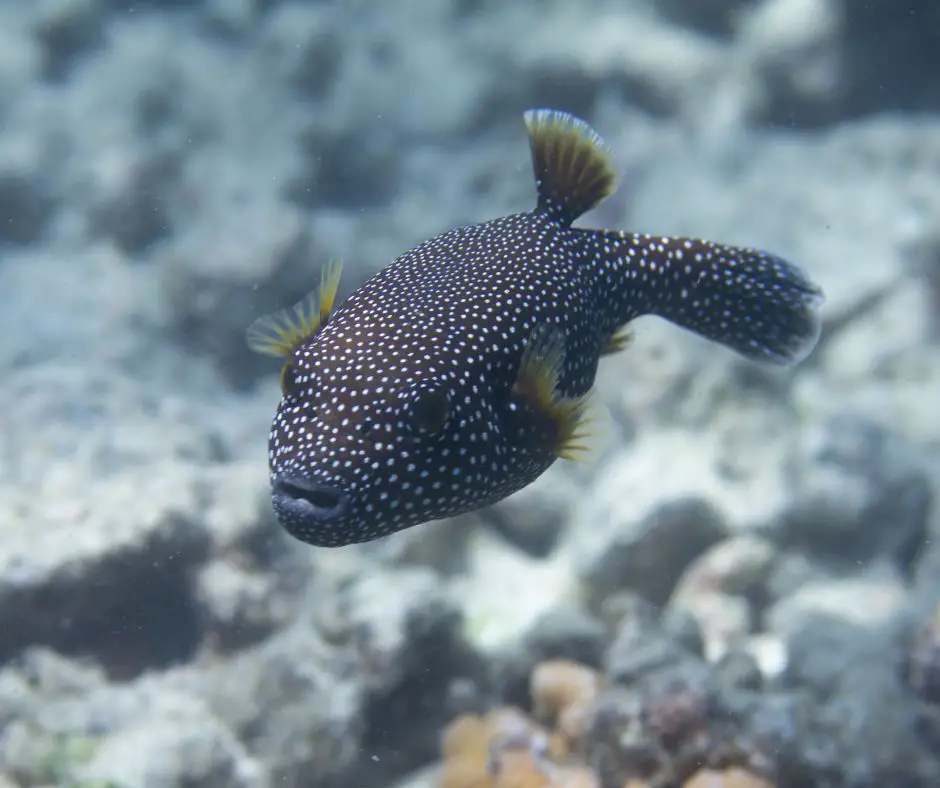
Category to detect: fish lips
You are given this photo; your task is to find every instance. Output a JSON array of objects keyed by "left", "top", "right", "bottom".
[{"left": 271, "top": 473, "right": 349, "bottom": 524}]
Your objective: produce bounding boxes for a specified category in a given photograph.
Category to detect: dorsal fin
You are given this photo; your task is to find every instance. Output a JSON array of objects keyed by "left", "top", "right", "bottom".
[
  {"left": 523, "top": 109, "right": 618, "bottom": 227},
  {"left": 246, "top": 258, "right": 343, "bottom": 359}
]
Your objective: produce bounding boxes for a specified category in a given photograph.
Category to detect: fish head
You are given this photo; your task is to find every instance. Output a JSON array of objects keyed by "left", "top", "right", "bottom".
[{"left": 267, "top": 328, "right": 509, "bottom": 547}]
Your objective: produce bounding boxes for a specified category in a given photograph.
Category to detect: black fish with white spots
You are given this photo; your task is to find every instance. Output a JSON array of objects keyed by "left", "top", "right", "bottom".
[{"left": 248, "top": 109, "right": 824, "bottom": 547}]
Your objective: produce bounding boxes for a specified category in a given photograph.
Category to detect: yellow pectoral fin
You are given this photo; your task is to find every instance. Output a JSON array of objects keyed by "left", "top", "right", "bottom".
[
  {"left": 512, "top": 323, "right": 593, "bottom": 461},
  {"left": 246, "top": 259, "right": 344, "bottom": 358},
  {"left": 318, "top": 258, "right": 343, "bottom": 325}
]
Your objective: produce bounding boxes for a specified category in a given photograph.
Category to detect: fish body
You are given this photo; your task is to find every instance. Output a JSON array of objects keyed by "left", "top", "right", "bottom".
[{"left": 248, "top": 110, "right": 824, "bottom": 547}]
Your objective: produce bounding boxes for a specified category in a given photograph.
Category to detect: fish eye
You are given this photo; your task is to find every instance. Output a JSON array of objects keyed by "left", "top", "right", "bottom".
[
  {"left": 408, "top": 385, "right": 450, "bottom": 436},
  {"left": 280, "top": 362, "right": 299, "bottom": 397}
]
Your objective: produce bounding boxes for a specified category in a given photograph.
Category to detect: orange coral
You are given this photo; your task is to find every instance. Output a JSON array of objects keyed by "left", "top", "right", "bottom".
[
  {"left": 439, "top": 756, "right": 493, "bottom": 788},
  {"left": 439, "top": 709, "right": 552, "bottom": 788},
  {"left": 438, "top": 661, "right": 783, "bottom": 788},
  {"left": 440, "top": 714, "right": 493, "bottom": 788},
  {"left": 529, "top": 659, "right": 600, "bottom": 751},
  {"left": 556, "top": 701, "right": 593, "bottom": 748},
  {"left": 530, "top": 660, "right": 601, "bottom": 722},
  {"left": 443, "top": 714, "right": 490, "bottom": 763},
  {"left": 438, "top": 696, "right": 602, "bottom": 788},
  {"left": 682, "top": 767, "right": 775, "bottom": 788}
]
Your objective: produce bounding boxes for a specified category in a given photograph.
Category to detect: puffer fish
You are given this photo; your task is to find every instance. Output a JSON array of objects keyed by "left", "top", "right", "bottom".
[{"left": 247, "top": 109, "right": 824, "bottom": 548}]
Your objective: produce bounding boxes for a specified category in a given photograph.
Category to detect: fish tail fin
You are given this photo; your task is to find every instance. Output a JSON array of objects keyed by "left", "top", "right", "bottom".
[
  {"left": 586, "top": 230, "right": 824, "bottom": 365},
  {"left": 523, "top": 109, "right": 618, "bottom": 227}
]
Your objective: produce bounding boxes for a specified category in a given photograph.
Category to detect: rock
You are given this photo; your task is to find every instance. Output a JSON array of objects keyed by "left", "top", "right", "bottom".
[
  {"left": 903, "top": 224, "right": 940, "bottom": 339},
  {"left": 0, "top": 338, "right": 255, "bottom": 681},
  {"left": 674, "top": 591, "right": 752, "bottom": 663},
  {"left": 0, "top": 659, "right": 264, "bottom": 788},
  {"left": 454, "top": 531, "right": 580, "bottom": 656},
  {"left": 766, "top": 568, "right": 908, "bottom": 637},
  {"left": 493, "top": 604, "right": 607, "bottom": 709},
  {"left": 669, "top": 535, "right": 776, "bottom": 661},
  {"left": 159, "top": 192, "right": 328, "bottom": 388},
  {"left": 2, "top": 721, "right": 104, "bottom": 787},
  {"left": 483, "top": 464, "right": 582, "bottom": 556},
  {"left": 203, "top": 623, "right": 363, "bottom": 788},
  {"left": 783, "top": 613, "right": 871, "bottom": 697},
  {"left": 0, "top": 133, "right": 56, "bottom": 244},
  {"left": 655, "top": 0, "right": 747, "bottom": 37},
  {"left": 906, "top": 598, "right": 940, "bottom": 706},
  {"left": 604, "top": 593, "right": 700, "bottom": 686},
  {"left": 914, "top": 501, "right": 940, "bottom": 597},
  {"left": 339, "top": 567, "right": 461, "bottom": 674},
  {"left": 85, "top": 145, "right": 180, "bottom": 254},
  {"left": 193, "top": 461, "right": 312, "bottom": 653},
  {"left": 0, "top": 451, "right": 211, "bottom": 678},
  {"left": 522, "top": 606, "right": 607, "bottom": 669},
  {"left": 771, "top": 413, "right": 931, "bottom": 573},
  {"left": 0, "top": 6, "right": 40, "bottom": 110},
  {"left": 737, "top": 693, "right": 815, "bottom": 783},
  {"left": 195, "top": 559, "right": 298, "bottom": 653},
  {"left": 32, "top": 0, "right": 106, "bottom": 80},
  {"left": 715, "top": 648, "right": 764, "bottom": 692},
  {"left": 598, "top": 591, "right": 661, "bottom": 635},
  {"left": 762, "top": 549, "right": 832, "bottom": 604},
  {"left": 660, "top": 607, "right": 707, "bottom": 660},
  {"left": 80, "top": 693, "right": 267, "bottom": 788},
  {"left": 840, "top": 1, "right": 940, "bottom": 117},
  {"left": 586, "top": 659, "right": 721, "bottom": 786},
  {"left": 515, "top": 8, "right": 726, "bottom": 118},
  {"left": 673, "top": 535, "right": 777, "bottom": 601},
  {"left": 259, "top": 2, "right": 343, "bottom": 98},
  {"left": 3, "top": 1, "right": 940, "bottom": 787},
  {"left": 742, "top": 633, "right": 788, "bottom": 682},
  {"left": 783, "top": 612, "right": 902, "bottom": 698},
  {"left": 290, "top": 113, "right": 403, "bottom": 210},
  {"left": 0, "top": 649, "right": 105, "bottom": 757},
  {"left": 24, "top": 13, "right": 205, "bottom": 254},
  {"left": 358, "top": 511, "right": 479, "bottom": 576},
  {"left": 13, "top": 647, "right": 105, "bottom": 696},
  {"left": 786, "top": 617, "right": 940, "bottom": 786},
  {"left": 203, "top": 0, "right": 261, "bottom": 37},
  {"left": 606, "top": 625, "right": 691, "bottom": 689},
  {"left": 738, "top": 0, "right": 842, "bottom": 126},
  {"left": 321, "top": 566, "right": 483, "bottom": 785},
  {"left": 390, "top": 765, "right": 441, "bottom": 788},
  {"left": 571, "top": 442, "right": 729, "bottom": 606}
]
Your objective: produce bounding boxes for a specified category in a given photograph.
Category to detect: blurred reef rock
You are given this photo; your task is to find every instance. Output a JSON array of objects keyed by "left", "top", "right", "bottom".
[{"left": 1, "top": 1, "right": 940, "bottom": 786}]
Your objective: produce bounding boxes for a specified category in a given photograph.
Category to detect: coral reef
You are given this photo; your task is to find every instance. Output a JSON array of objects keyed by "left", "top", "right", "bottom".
[
  {"left": 437, "top": 659, "right": 777, "bottom": 788},
  {"left": 1, "top": 1, "right": 940, "bottom": 787}
]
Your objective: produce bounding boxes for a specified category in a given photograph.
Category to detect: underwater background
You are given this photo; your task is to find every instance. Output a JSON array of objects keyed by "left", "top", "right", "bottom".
[{"left": 1, "top": 1, "right": 940, "bottom": 786}]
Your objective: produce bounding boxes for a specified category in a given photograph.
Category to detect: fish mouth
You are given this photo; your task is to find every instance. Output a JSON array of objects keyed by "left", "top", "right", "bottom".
[{"left": 271, "top": 474, "right": 349, "bottom": 522}]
